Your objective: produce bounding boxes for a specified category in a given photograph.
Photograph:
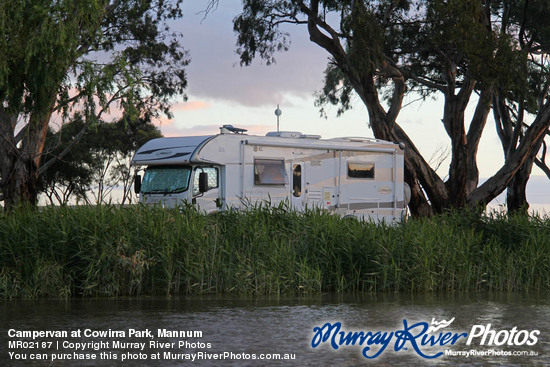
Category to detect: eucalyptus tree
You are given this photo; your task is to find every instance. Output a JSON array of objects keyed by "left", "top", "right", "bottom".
[
  {"left": 40, "top": 115, "right": 162, "bottom": 205},
  {"left": 490, "top": 0, "right": 550, "bottom": 214},
  {"left": 232, "top": 0, "right": 550, "bottom": 216},
  {"left": 0, "top": 0, "right": 188, "bottom": 209},
  {"left": 40, "top": 118, "right": 97, "bottom": 206}
]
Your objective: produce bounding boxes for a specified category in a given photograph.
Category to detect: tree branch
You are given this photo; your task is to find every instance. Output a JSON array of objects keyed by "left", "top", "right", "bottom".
[
  {"left": 534, "top": 137, "right": 550, "bottom": 179},
  {"left": 467, "top": 88, "right": 492, "bottom": 151},
  {"left": 468, "top": 101, "right": 550, "bottom": 207},
  {"left": 380, "top": 61, "right": 406, "bottom": 124},
  {"left": 38, "top": 124, "right": 88, "bottom": 176}
]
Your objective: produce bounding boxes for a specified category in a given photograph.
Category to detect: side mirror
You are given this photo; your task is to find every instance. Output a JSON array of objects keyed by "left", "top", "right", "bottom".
[
  {"left": 134, "top": 174, "right": 142, "bottom": 194},
  {"left": 198, "top": 171, "right": 209, "bottom": 193}
]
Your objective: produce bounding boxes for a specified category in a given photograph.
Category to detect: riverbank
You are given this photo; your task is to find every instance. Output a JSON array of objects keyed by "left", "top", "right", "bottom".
[{"left": 1, "top": 205, "right": 549, "bottom": 299}]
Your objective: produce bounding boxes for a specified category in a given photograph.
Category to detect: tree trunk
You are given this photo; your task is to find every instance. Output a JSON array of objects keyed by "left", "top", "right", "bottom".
[
  {"left": 442, "top": 78, "right": 477, "bottom": 208},
  {"left": 0, "top": 108, "right": 51, "bottom": 210},
  {"left": 506, "top": 163, "right": 530, "bottom": 215},
  {"left": 3, "top": 158, "right": 40, "bottom": 208},
  {"left": 359, "top": 77, "right": 438, "bottom": 216},
  {"left": 506, "top": 133, "right": 545, "bottom": 214},
  {"left": 444, "top": 113, "right": 468, "bottom": 207},
  {"left": 465, "top": 88, "right": 492, "bottom": 196},
  {"left": 301, "top": 0, "right": 529, "bottom": 216},
  {"left": 0, "top": 112, "right": 17, "bottom": 209}
]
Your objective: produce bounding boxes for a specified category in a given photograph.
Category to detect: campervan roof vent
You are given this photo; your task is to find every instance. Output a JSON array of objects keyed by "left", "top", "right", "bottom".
[
  {"left": 266, "top": 131, "right": 302, "bottom": 138},
  {"left": 220, "top": 124, "right": 247, "bottom": 134}
]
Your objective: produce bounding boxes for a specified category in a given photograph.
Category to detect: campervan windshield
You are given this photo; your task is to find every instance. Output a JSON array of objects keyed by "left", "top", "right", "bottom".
[{"left": 141, "top": 166, "right": 191, "bottom": 194}]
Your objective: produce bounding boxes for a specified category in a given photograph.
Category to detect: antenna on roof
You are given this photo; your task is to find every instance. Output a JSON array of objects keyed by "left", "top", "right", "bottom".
[{"left": 274, "top": 104, "right": 282, "bottom": 132}]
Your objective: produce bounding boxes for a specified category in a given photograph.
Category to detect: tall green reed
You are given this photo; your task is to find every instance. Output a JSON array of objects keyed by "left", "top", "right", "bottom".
[{"left": 0, "top": 205, "right": 548, "bottom": 299}]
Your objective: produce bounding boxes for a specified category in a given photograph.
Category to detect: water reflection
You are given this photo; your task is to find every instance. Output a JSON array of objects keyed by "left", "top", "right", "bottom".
[{"left": 1, "top": 293, "right": 548, "bottom": 366}]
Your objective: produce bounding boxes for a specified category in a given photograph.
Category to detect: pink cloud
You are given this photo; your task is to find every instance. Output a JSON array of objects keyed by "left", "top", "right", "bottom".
[{"left": 154, "top": 116, "right": 175, "bottom": 127}]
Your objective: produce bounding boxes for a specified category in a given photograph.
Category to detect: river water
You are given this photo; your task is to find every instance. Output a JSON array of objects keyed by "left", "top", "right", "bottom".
[{"left": 2, "top": 292, "right": 549, "bottom": 366}]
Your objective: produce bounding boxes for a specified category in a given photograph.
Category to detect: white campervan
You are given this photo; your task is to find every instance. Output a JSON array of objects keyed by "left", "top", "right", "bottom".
[{"left": 131, "top": 125, "right": 409, "bottom": 222}]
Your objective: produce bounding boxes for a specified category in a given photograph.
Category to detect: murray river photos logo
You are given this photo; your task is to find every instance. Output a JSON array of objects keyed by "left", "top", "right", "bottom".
[{"left": 310, "top": 318, "right": 540, "bottom": 359}]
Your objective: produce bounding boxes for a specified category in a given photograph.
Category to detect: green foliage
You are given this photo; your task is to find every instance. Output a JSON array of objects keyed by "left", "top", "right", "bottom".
[
  {"left": 233, "top": 0, "right": 293, "bottom": 66},
  {"left": 343, "top": 1, "right": 386, "bottom": 75},
  {"left": 0, "top": 0, "right": 104, "bottom": 116},
  {"left": 234, "top": 0, "right": 550, "bottom": 216},
  {"left": 493, "top": 0, "right": 550, "bottom": 110},
  {"left": 1, "top": 206, "right": 549, "bottom": 299},
  {"left": 314, "top": 63, "right": 355, "bottom": 117},
  {"left": 39, "top": 116, "right": 162, "bottom": 205},
  {"left": 39, "top": 118, "right": 97, "bottom": 204},
  {"left": 0, "top": 0, "right": 187, "bottom": 208},
  {"left": 233, "top": 1, "right": 543, "bottom": 118}
]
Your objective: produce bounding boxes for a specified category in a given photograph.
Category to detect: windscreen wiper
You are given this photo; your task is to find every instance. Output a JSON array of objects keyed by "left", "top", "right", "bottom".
[{"left": 144, "top": 189, "right": 170, "bottom": 194}]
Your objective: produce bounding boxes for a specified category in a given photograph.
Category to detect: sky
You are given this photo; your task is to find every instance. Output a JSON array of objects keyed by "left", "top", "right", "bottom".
[{"left": 155, "top": 1, "right": 549, "bottom": 212}]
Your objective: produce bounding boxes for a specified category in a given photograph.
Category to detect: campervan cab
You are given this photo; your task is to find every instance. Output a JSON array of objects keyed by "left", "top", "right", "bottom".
[{"left": 131, "top": 125, "right": 409, "bottom": 222}]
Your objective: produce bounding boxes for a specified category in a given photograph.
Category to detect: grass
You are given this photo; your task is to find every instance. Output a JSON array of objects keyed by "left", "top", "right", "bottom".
[{"left": 0, "top": 204, "right": 549, "bottom": 299}]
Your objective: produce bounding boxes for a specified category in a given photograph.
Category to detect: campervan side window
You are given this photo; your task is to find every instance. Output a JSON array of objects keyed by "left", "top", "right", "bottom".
[
  {"left": 193, "top": 167, "right": 219, "bottom": 195},
  {"left": 254, "top": 159, "right": 287, "bottom": 185},
  {"left": 347, "top": 162, "right": 375, "bottom": 179}
]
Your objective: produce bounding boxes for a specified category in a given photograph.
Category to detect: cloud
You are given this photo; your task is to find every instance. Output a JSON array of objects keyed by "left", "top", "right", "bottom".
[
  {"left": 154, "top": 116, "right": 175, "bottom": 128},
  {"left": 172, "top": 100, "right": 211, "bottom": 111},
  {"left": 180, "top": 2, "right": 328, "bottom": 108}
]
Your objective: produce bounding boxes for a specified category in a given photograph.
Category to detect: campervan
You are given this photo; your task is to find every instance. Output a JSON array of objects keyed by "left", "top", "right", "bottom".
[{"left": 131, "top": 125, "right": 409, "bottom": 222}]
